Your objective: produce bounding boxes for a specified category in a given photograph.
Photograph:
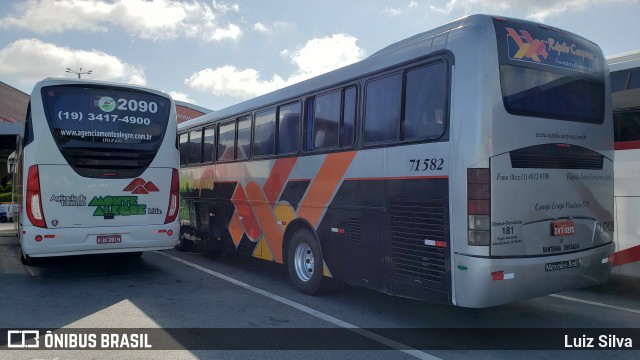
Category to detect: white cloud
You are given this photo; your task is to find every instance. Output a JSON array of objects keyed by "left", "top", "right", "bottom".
[
  {"left": 185, "top": 65, "right": 286, "bottom": 98},
  {"left": 168, "top": 91, "right": 196, "bottom": 103},
  {"left": 210, "top": 24, "right": 242, "bottom": 42},
  {"left": 383, "top": 7, "right": 403, "bottom": 16},
  {"left": 426, "top": 0, "right": 631, "bottom": 22},
  {"left": 287, "top": 34, "right": 365, "bottom": 80},
  {"left": 383, "top": 1, "right": 420, "bottom": 16},
  {"left": 253, "top": 22, "right": 270, "bottom": 33},
  {"left": 212, "top": 1, "right": 240, "bottom": 13},
  {"left": 0, "top": 0, "right": 242, "bottom": 42},
  {"left": 0, "top": 38, "right": 146, "bottom": 89},
  {"left": 185, "top": 34, "right": 365, "bottom": 100},
  {"left": 252, "top": 21, "right": 295, "bottom": 35}
]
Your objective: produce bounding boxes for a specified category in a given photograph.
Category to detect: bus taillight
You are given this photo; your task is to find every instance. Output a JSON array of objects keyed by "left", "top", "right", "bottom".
[
  {"left": 164, "top": 168, "right": 179, "bottom": 224},
  {"left": 468, "top": 168, "right": 490, "bottom": 246},
  {"left": 26, "top": 165, "right": 47, "bottom": 228}
]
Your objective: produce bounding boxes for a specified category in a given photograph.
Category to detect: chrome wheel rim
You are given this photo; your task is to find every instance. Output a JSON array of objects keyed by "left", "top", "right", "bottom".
[{"left": 293, "top": 242, "right": 314, "bottom": 282}]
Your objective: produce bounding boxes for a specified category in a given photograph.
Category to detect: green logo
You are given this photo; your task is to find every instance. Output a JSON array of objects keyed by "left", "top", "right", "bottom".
[
  {"left": 98, "top": 96, "right": 116, "bottom": 112},
  {"left": 88, "top": 196, "right": 146, "bottom": 216}
]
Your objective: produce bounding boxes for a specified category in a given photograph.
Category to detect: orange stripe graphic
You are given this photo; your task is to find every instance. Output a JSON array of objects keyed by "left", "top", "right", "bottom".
[
  {"left": 298, "top": 151, "right": 357, "bottom": 229},
  {"left": 245, "top": 181, "right": 285, "bottom": 263},
  {"left": 263, "top": 157, "right": 297, "bottom": 204},
  {"left": 228, "top": 210, "right": 244, "bottom": 247},
  {"left": 506, "top": 28, "right": 524, "bottom": 47},
  {"left": 231, "top": 185, "right": 261, "bottom": 240}
]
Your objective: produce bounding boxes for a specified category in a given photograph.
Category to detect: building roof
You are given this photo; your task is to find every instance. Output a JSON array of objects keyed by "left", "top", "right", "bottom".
[{"left": 0, "top": 81, "right": 29, "bottom": 124}]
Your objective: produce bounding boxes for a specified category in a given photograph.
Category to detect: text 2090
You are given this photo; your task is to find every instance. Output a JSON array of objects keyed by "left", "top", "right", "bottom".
[{"left": 409, "top": 158, "right": 444, "bottom": 172}]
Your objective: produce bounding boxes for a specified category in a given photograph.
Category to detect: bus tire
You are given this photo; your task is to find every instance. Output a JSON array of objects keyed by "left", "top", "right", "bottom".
[
  {"left": 175, "top": 237, "right": 193, "bottom": 252},
  {"left": 205, "top": 241, "right": 223, "bottom": 258},
  {"left": 20, "top": 248, "right": 37, "bottom": 266},
  {"left": 286, "top": 228, "right": 333, "bottom": 295},
  {"left": 0, "top": 216, "right": 7, "bottom": 223}
]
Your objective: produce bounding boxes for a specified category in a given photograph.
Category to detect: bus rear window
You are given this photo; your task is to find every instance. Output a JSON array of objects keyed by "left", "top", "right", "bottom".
[
  {"left": 500, "top": 65, "right": 604, "bottom": 124},
  {"left": 43, "top": 86, "right": 170, "bottom": 147},
  {"left": 41, "top": 85, "right": 171, "bottom": 178}
]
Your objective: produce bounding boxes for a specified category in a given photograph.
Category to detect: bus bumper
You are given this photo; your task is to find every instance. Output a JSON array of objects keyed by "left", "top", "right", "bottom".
[
  {"left": 452, "top": 242, "right": 614, "bottom": 308},
  {"left": 20, "top": 222, "right": 179, "bottom": 257}
]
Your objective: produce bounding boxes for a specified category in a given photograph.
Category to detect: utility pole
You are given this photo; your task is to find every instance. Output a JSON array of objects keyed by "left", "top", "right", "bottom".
[{"left": 65, "top": 66, "right": 93, "bottom": 79}]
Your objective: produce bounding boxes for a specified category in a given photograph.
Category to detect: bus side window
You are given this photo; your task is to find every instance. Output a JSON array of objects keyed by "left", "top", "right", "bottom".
[
  {"left": 614, "top": 110, "right": 640, "bottom": 142},
  {"left": 253, "top": 109, "right": 276, "bottom": 156},
  {"left": 202, "top": 126, "right": 215, "bottom": 163},
  {"left": 237, "top": 115, "right": 251, "bottom": 160},
  {"left": 611, "top": 69, "right": 629, "bottom": 93},
  {"left": 404, "top": 62, "right": 446, "bottom": 140},
  {"left": 629, "top": 68, "right": 640, "bottom": 90},
  {"left": 188, "top": 129, "right": 202, "bottom": 164},
  {"left": 218, "top": 121, "right": 236, "bottom": 161},
  {"left": 278, "top": 102, "right": 300, "bottom": 154},
  {"left": 24, "top": 103, "right": 34, "bottom": 146},
  {"left": 179, "top": 132, "right": 188, "bottom": 165},
  {"left": 313, "top": 91, "right": 341, "bottom": 149},
  {"left": 364, "top": 73, "right": 402, "bottom": 143},
  {"left": 341, "top": 86, "right": 357, "bottom": 147}
]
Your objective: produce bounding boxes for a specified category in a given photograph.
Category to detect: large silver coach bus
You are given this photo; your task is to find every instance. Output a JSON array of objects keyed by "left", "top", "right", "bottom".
[{"left": 177, "top": 15, "right": 614, "bottom": 308}]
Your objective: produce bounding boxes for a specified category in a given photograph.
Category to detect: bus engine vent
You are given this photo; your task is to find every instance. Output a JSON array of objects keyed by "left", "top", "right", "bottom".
[
  {"left": 389, "top": 199, "right": 447, "bottom": 286},
  {"left": 61, "top": 148, "right": 157, "bottom": 178},
  {"left": 509, "top": 144, "right": 604, "bottom": 170},
  {"left": 348, "top": 218, "right": 362, "bottom": 244}
]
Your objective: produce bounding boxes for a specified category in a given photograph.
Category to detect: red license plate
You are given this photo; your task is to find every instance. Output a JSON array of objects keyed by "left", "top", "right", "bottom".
[
  {"left": 551, "top": 221, "right": 575, "bottom": 237},
  {"left": 97, "top": 234, "right": 122, "bottom": 244}
]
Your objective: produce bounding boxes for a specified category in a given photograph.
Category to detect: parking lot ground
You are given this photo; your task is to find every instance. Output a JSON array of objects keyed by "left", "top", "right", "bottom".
[{"left": 1, "top": 226, "right": 639, "bottom": 360}]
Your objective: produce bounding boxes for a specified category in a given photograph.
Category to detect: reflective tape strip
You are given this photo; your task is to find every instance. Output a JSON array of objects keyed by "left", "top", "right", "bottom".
[{"left": 424, "top": 239, "right": 447, "bottom": 248}]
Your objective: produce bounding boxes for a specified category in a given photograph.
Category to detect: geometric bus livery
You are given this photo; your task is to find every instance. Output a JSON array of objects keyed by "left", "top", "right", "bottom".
[{"left": 178, "top": 15, "right": 614, "bottom": 308}]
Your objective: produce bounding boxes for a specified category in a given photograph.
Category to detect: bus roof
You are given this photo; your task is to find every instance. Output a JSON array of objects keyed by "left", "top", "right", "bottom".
[
  {"left": 34, "top": 77, "right": 174, "bottom": 100},
  {"left": 180, "top": 14, "right": 599, "bottom": 131},
  {"left": 607, "top": 49, "right": 640, "bottom": 71}
]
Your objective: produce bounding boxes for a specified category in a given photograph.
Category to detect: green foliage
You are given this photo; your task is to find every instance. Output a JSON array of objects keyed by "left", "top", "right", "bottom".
[
  {"left": 0, "top": 193, "right": 12, "bottom": 202},
  {"left": 0, "top": 182, "right": 11, "bottom": 194}
]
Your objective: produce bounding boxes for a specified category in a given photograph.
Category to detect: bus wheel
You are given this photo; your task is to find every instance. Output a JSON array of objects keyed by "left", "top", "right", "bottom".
[
  {"left": 286, "top": 229, "right": 332, "bottom": 295},
  {"left": 20, "top": 248, "right": 36, "bottom": 266},
  {"left": 175, "top": 237, "right": 193, "bottom": 252},
  {"left": 0, "top": 216, "right": 7, "bottom": 223}
]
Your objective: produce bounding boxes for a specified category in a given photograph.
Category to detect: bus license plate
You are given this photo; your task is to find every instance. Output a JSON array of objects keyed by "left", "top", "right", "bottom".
[
  {"left": 97, "top": 234, "right": 122, "bottom": 244},
  {"left": 551, "top": 221, "right": 575, "bottom": 237}
]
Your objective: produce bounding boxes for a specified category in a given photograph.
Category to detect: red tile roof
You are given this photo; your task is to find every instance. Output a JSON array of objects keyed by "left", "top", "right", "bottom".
[{"left": 0, "top": 81, "right": 29, "bottom": 124}]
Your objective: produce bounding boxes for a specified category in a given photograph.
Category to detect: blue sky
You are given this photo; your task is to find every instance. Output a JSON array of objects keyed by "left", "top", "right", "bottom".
[{"left": 0, "top": 0, "right": 639, "bottom": 111}]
